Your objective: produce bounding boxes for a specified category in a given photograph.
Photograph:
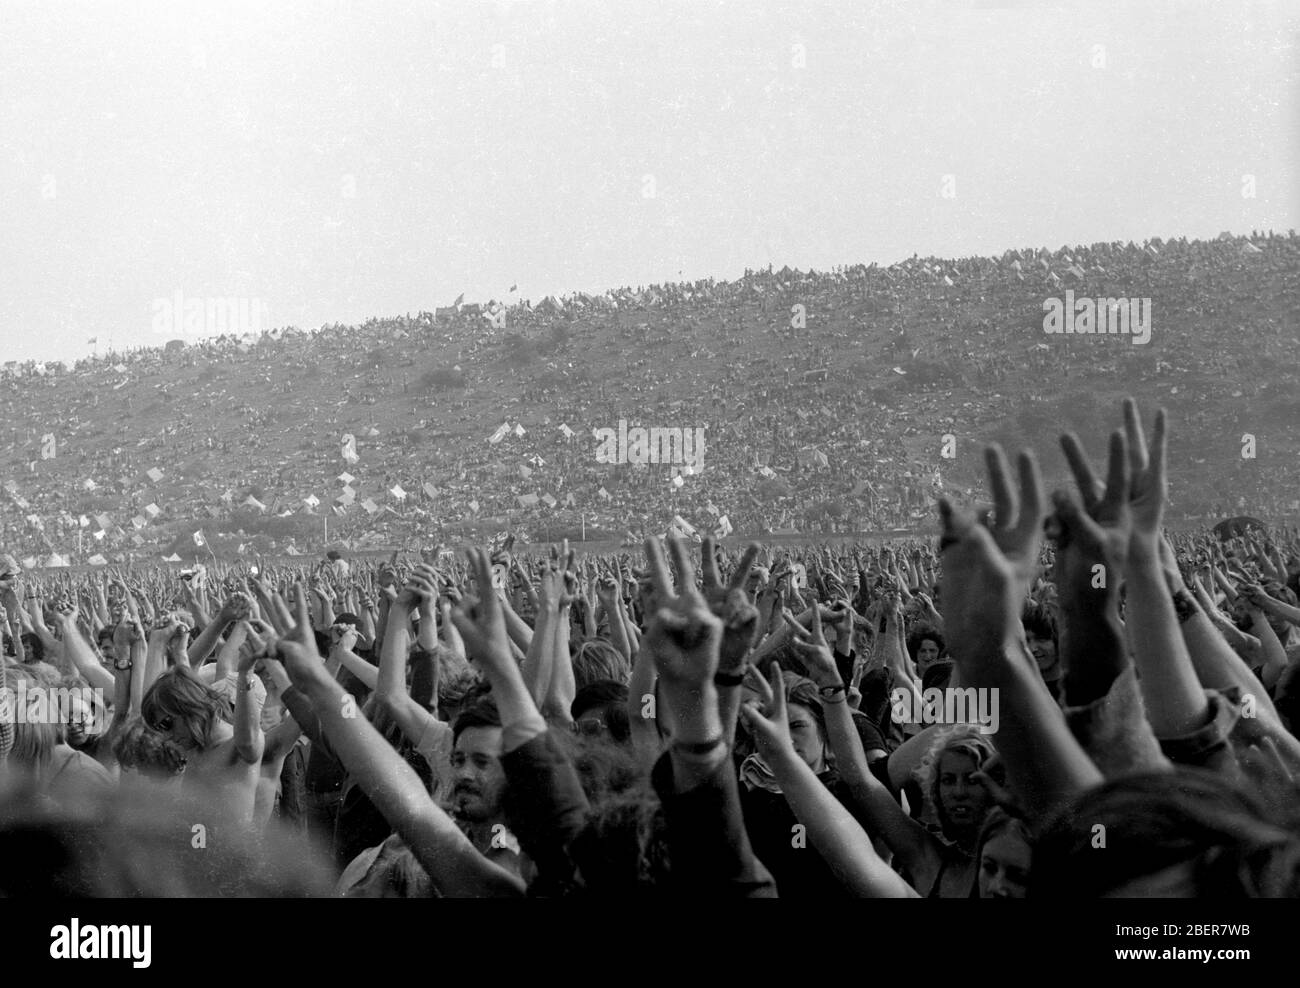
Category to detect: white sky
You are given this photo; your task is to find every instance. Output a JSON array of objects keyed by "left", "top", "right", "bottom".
[{"left": 2, "top": 0, "right": 1296, "bottom": 363}]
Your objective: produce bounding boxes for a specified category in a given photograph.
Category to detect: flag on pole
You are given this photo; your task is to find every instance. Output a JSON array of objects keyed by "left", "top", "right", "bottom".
[
  {"left": 193, "top": 530, "right": 207, "bottom": 547},
  {"left": 146, "top": 467, "right": 164, "bottom": 483},
  {"left": 488, "top": 424, "right": 510, "bottom": 444},
  {"left": 244, "top": 495, "right": 266, "bottom": 511},
  {"left": 559, "top": 423, "right": 575, "bottom": 439},
  {"left": 453, "top": 293, "right": 465, "bottom": 307},
  {"left": 337, "top": 472, "right": 355, "bottom": 485},
  {"left": 144, "top": 503, "right": 161, "bottom": 518},
  {"left": 514, "top": 424, "right": 526, "bottom": 437},
  {"left": 390, "top": 485, "right": 407, "bottom": 500}
]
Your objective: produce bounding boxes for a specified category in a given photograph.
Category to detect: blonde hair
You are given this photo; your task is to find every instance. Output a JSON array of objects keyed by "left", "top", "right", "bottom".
[{"left": 914, "top": 725, "right": 995, "bottom": 832}]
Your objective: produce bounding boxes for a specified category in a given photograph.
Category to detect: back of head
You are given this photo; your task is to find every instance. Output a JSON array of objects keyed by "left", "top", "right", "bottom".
[
  {"left": 1033, "top": 769, "right": 1300, "bottom": 897},
  {"left": 571, "top": 639, "right": 631, "bottom": 690},
  {"left": 113, "top": 718, "right": 188, "bottom": 780},
  {"left": 571, "top": 680, "right": 631, "bottom": 743}
]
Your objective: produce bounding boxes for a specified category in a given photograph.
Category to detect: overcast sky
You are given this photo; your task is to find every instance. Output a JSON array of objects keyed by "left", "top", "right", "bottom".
[{"left": 2, "top": 0, "right": 1296, "bottom": 363}]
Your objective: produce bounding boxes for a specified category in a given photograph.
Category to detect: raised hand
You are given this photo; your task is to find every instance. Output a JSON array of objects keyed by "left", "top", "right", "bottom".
[
  {"left": 1120, "top": 399, "right": 1168, "bottom": 553},
  {"left": 937, "top": 492, "right": 1036, "bottom": 666},
  {"left": 975, "top": 445, "right": 1046, "bottom": 598},
  {"left": 447, "top": 548, "right": 515, "bottom": 677},
  {"left": 270, "top": 585, "right": 329, "bottom": 687},
  {"left": 640, "top": 535, "right": 723, "bottom": 691},
  {"left": 221, "top": 591, "right": 255, "bottom": 623},
  {"left": 699, "top": 536, "right": 761, "bottom": 674},
  {"left": 785, "top": 603, "right": 843, "bottom": 689},
  {"left": 1059, "top": 427, "right": 1132, "bottom": 569},
  {"left": 738, "top": 661, "right": 795, "bottom": 765}
]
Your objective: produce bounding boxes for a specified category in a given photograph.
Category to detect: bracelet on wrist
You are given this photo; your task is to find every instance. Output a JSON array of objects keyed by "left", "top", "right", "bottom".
[
  {"left": 1171, "top": 588, "right": 1199, "bottom": 624},
  {"left": 819, "top": 682, "right": 847, "bottom": 699},
  {"left": 713, "top": 666, "right": 748, "bottom": 687}
]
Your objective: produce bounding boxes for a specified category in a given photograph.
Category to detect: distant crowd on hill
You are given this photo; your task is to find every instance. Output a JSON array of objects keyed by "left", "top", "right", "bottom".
[{"left": 2, "top": 231, "right": 1297, "bottom": 567}]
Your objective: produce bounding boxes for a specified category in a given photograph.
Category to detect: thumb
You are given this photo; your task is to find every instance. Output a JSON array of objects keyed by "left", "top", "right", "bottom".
[{"left": 738, "top": 701, "right": 773, "bottom": 737}]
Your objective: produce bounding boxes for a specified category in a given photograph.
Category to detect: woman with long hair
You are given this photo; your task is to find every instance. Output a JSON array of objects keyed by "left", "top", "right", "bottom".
[{"left": 141, "top": 664, "right": 264, "bottom": 825}]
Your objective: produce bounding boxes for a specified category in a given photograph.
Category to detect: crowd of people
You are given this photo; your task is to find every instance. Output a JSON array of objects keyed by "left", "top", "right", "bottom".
[
  {"left": 2, "top": 232, "right": 1297, "bottom": 565},
  {"left": 3, "top": 396, "right": 1300, "bottom": 897}
]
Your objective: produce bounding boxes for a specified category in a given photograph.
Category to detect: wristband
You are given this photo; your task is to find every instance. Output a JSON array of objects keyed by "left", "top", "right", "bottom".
[
  {"left": 114, "top": 659, "right": 133, "bottom": 671},
  {"left": 671, "top": 736, "right": 726, "bottom": 757},
  {"left": 819, "top": 683, "right": 847, "bottom": 699},
  {"left": 713, "top": 667, "right": 748, "bottom": 687}
]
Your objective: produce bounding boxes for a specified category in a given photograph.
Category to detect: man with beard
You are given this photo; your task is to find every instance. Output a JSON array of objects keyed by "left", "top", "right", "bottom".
[{"left": 448, "top": 695, "right": 521, "bottom": 877}]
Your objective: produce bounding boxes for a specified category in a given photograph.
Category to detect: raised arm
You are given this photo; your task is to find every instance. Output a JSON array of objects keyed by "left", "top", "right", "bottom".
[
  {"left": 741, "top": 660, "right": 917, "bottom": 897},
  {"left": 642, "top": 536, "right": 776, "bottom": 896},
  {"left": 939, "top": 447, "right": 1103, "bottom": 824},
  {"left": 374, "top": 579, "right": 439, "bottom": 748},
  {"left": 1107, "top": 404, "right": 1209, "bottom": 738},
  {"left": 53, "top": 608, "right": 115, "bottom": 693},
  {"left": 277, "top": 584, "right": 523, "bottom": 897},
  {"left": 783, "top": 605, "right": 937, "bottom": 884},
  {"left": 232, "top": 647, "right": 266, "bottom": 765}
]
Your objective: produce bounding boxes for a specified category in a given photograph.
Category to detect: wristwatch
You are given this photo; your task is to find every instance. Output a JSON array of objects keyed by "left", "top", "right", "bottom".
[{"left": 114, "top": 658, "right": 133, "bottom": 671}]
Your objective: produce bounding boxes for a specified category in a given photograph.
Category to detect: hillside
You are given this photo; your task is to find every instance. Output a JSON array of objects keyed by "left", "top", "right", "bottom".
[{"left": 2, "top": 232, "right": 1298, "bottom": 565}]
